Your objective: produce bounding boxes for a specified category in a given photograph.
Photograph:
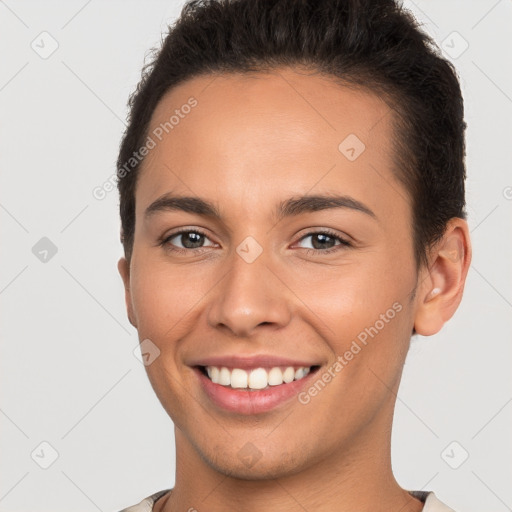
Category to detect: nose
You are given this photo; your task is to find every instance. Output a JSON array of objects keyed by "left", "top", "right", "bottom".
[{"left": 207, "top": 249, "right": 292, "bottom": 338}]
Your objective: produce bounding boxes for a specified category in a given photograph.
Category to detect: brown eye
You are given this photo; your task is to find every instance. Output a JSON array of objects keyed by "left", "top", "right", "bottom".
[
  {"left": 171, "top": 231, "right": 205, "bottom": 249},
  {"left": 296, "top": 230, "right": 351, "bottom": 255},
  {"left": 160, "top": 229, "right": 216, "bottom": 253}
]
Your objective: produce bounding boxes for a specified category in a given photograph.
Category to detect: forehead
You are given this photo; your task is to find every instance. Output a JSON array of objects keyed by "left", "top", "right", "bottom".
[
  {"left": 135, "top": 67, "right": 408, "bottom": 222},
  {"left": 148, "top": 68, "right": 393, "bottom": 153}
]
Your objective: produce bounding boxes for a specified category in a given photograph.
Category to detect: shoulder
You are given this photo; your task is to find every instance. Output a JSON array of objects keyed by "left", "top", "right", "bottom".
[
  {"left": 117, "top": 489, "right": 171, "bottom": 512},
  {"left": 410, "top": 490, "right": 458, "bottom": 512}
]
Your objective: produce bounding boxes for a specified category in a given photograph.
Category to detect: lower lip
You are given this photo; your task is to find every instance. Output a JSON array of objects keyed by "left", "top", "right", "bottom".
[{"left": 194, "top": 367, "right": 319, "bottom": 415}]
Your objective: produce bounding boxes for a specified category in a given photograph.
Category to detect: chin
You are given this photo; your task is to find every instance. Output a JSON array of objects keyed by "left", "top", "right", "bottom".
[{"left": 201, "top": 444, "right": 311, "bottom": 481}]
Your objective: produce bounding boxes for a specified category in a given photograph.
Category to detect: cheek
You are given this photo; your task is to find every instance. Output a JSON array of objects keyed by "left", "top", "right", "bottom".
[
  {"left": 311, "top": 250, "right": 416, "bottom": 369},
  {"left": 130, "top": 258, "right": 205, "bottom": 341}
]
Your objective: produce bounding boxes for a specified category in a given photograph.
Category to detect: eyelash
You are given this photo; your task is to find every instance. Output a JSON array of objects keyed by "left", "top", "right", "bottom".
[{"left": 159, "top": 228, "right": 352, "bottom": 256}]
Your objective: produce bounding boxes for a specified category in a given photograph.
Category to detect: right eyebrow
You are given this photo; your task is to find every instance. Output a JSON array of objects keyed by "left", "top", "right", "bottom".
[{"left": 144, "top": 194, "right": 221, "bottom": 220}]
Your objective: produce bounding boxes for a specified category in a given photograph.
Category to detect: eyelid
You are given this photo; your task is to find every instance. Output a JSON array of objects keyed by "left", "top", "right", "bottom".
[{"left": 295, "top": 227, "right": 351, "bottom": 243}]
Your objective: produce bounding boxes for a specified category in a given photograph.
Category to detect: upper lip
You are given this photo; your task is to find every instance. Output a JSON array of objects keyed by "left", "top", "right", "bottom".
[{"left": 190, "top": 354, "right": 321, "bottom": 370}]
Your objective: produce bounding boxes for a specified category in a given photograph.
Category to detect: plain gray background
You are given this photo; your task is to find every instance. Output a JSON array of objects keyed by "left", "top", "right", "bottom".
[{"left": 0, "top": 1, "right": 511, "bottom": 511}]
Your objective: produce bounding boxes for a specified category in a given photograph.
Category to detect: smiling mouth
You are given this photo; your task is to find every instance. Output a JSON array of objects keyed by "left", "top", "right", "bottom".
[{"left": 197, "top": 365, "right": 321, "bottom": 391}]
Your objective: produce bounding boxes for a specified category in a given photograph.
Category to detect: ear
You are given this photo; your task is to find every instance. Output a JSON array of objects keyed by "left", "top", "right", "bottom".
[
  {"left": 414, "top": 218, "right": 472, "bottom": 336},
  {"left": 117, "top": 257, "right": 137, "bottom": 328}
]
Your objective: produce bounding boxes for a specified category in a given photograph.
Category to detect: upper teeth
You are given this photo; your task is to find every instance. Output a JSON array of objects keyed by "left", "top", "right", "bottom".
[{"left": 205, "top": 366, "right": 311, "bottom": 390}]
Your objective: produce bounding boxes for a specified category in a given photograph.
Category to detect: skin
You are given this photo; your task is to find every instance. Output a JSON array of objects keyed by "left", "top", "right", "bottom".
[{"left": 118, "top": 67, "right": 471, "bottom": 512}]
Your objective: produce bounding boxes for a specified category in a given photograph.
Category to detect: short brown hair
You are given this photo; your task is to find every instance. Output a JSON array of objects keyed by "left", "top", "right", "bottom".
[{"left": 117, "top": 0, "right": 467, "bottom": 267}]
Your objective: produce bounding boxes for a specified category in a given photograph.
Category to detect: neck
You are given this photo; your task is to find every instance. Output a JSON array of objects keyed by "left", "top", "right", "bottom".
[{"left": 157, "top": 414, "right": 424, "bottom": 512}]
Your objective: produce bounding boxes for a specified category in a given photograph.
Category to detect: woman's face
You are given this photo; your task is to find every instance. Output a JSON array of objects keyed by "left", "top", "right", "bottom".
[{"left": 119, "top": 68, "right": 426, "bottom": 478}]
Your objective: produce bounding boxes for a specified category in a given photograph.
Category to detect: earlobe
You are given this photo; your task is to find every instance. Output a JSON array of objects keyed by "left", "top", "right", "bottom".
[
  {"left": 117, "top": 257, "right": 137, "bottom": 328},
  {"left": 414, "top": 219, "right": 472, "bottom": 336}
]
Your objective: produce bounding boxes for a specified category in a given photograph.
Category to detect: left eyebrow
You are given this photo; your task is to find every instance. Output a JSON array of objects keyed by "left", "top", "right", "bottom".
[
  {"left": 274, "top": 194, "right": 377, "bottom": 221},
  {"left": 143, "top": 193, "right": 377, "bottom": 222}
]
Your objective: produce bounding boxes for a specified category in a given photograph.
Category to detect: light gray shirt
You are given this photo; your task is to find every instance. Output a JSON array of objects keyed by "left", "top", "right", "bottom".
[{"left": 118, "top": 489, "right": 458, "bottom": 511}]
